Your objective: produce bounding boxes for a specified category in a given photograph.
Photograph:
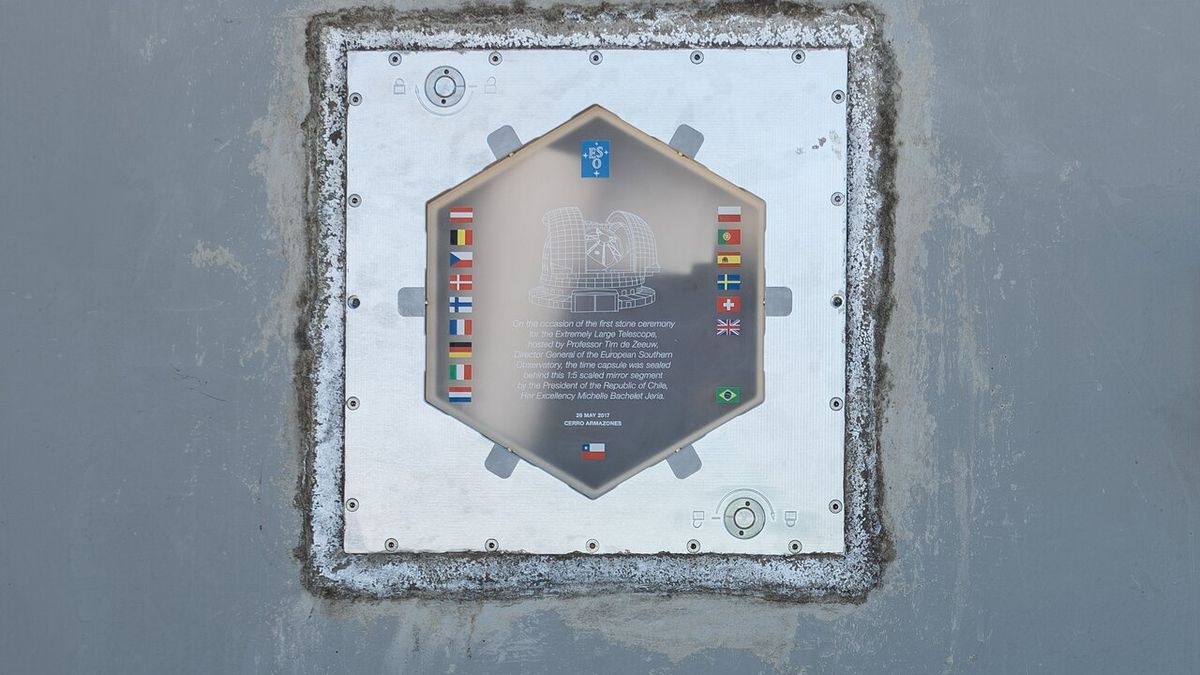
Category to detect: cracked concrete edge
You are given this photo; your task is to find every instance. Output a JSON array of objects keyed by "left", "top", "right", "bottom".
[{"left": 295, "top": 1, "right": 897, "bottom": 601}]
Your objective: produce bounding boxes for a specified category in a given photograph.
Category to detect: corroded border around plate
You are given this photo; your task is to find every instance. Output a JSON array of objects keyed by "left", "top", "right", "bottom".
[{"left": 298, "top": 3, "right": 895, "bottom": 601}]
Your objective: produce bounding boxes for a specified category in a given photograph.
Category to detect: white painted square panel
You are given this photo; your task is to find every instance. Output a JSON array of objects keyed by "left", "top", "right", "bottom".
[{"left": 343, "top": 48, "right": 847, "bottom": 555}]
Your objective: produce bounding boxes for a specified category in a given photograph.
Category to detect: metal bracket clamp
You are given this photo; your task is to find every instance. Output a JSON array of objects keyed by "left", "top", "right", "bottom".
[
  {"left": 668, "top": 124, "right": 704, "bottom": 158},
  {"left": 666, "top": 445, "right": 702, "bottom": 479},
  {"left": 486, "top": 125, "right": 523, "bottom": 159},
  {"left": 484, "top": 443, "right": 520, "bottom": 478}
]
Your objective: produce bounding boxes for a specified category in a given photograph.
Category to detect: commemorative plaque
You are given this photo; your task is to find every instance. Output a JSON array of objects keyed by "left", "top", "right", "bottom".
[{"left": 425, "top": 106, "right": 766, "bottom": 498}]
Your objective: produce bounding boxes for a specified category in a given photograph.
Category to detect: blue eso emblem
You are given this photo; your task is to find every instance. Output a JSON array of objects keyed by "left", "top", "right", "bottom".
[{"left": 581, "top": 140, "right": 610, "bottom": 178}]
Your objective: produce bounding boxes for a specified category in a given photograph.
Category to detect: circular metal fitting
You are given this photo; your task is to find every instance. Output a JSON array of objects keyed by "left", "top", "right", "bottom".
[
  {"left": 788, "top": 540, "right": 802, "bottom": 553},
  {"left": 348, "top": 92, "right": 362, "bottom": 106},
  {"left": 829, "top": 396, "right": 843, "bottom": 411},
  {"left": 345, "top": 498, "right": 359, "bottom": 512},
  {"left": 830, "top": 191, "right": 845, "bottom": 206},
  {"left": 687, "top": 539, "right": 701, "bottom": 553},
  {"left": 829, "top": 499, "right": 843, "bottom": 514},
  {"left": 588, "top": 50, "right": 603, "bottom": 65},
  {"left": 384, "top": 538, "right": 399, "bottom": 552},
  {"left": 347, "top": 295, "right": 360, "bottom": 309},
  {"left": 832, "top": 89, "right": 846, "bottom": 104},
  {"left": 791, "top": 49, "right": 806, "bottom": 64},
  {"left": 585, "top": 538, "right": 599, "bottom": 552},
  {"left": 424, "top": 66, "right": 466, "bottom": 107},
  {"left": 831, "top": 293, "right": 844, "bottom": 308},
  {"left": 347, "top": 193, "right": 361, "bottom": 208},
  {"left": 345, "top": 396, "right": 360, "bottom": 411},
  {"left": 689, "top": 50, "right": 704, "bottom": 64},
  {"left": 484, "top": 538, "right": 499, "bottom": 551},
  {"left": 723, "top": 497, "right": 766, "bottom": 539},
  {"left": 388, "top": 52, "right": 402, "bottom": 66},
  {"left": 488, "top": 51, "right": 502, "bottom": 66}
]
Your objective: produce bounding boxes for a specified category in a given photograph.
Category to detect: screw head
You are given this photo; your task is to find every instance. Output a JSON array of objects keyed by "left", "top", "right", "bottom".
[
  {"left": 829, "top": 396, "right": 843, "bottom": 411},
  {"left": 346, "top": 396, "right": 360, "bottom": 410},
  {"left": 384, "top": 538, "right": 399, "bottom": 551},
  {"left": 829, "top": 499, "right": 843, "bottom": 514},
  {"left": 832, "top": 89, "right": 846, "bottom": 104},
  {"left": 831, "top": 293, "right": 844, "bottom": 308},
  {"left": 589, "top": 51, "right": 603, "bottom": 65},
  {"left": 687, "top": 539, "right": 701, "bottom": 552},
  {"left": 690, "top": 50, "right": 704, "bottom": 64},
  {"left": 791, "top": 49, "right": 806, "bottom": 64},
  {"left": 388, "top": 52, "right": 402, "bottom": 66},
  {"left": 831, "top": 192, "right": 845, "bottom": 206},
  {"left": 349, "top": 92, "right": 362, "bottom": 106},
  {"left": 347, "top": 295, "right": 360, "bottom": 309},
  {"left": 788, "top": 540, "right": 802, "bottom": 553},
  {"left": 485, "top": 538, "right": 499, "bottom": 551},
  {"left": 348, "top": 193, "right": 362, "bottom": 208},
  {"left": 488, "top": 51, "right": 502, "bottom": 65},
  {"left": 585, "top": 538, "right": 599, "bottom": 552},
  {"left": 345, "top": 498, "right": 359, "bottom": 511}
]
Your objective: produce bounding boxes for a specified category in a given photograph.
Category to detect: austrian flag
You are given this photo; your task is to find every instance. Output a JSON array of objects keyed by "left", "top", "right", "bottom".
[{"left": 449, "top": 206, "right": 473, "bottom": 224}]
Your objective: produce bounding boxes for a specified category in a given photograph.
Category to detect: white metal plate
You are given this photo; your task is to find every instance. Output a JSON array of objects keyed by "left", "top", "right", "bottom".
[{"left": 344, "top": 48, "right": 847, "bottom": 555}]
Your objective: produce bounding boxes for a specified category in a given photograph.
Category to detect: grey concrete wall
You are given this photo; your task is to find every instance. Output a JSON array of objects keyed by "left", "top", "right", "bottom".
[{"left": 1, "top": 1, "right": 1196, "bottom": 673}]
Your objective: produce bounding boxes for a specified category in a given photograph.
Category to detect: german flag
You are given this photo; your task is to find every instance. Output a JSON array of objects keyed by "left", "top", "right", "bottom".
[{"left": 449, "top": 341, "right": 472, "bottom": 358}]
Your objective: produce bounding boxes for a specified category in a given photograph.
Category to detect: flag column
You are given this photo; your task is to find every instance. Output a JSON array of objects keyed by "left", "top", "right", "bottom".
[{"left": 448, "top": 206, "right": 474, "bottom": 403}]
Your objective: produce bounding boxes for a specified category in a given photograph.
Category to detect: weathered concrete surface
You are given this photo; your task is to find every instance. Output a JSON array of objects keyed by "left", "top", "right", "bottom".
[{"left": 1, "top": 0, "right": 1198, "bottom": 673}]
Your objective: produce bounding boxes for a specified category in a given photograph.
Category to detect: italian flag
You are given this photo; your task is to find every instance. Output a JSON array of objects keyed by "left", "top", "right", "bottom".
[{"left": 449, "top": 364, "right": 472, "bottom": 381}]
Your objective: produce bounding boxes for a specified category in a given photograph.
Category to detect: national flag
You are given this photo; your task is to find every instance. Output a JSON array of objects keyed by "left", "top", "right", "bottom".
[
  {"left": 717, "top": 273, "right": 741, "bottom": 291},
  {"left": 717, "top": 228, "right": 741, "bottom": 245},
  {"left": 449, "top": 364, "right": 472, "bottom": 381},
  {"left": 715, "top": 386, "right": 741, "bottom": 404},
  {"left": 449, "top": 207, "right": 473, "bottom": 224},
  {"left": 716, "top": 296, "right": 741, "bottom": 314},
  {"left": 449, "top": 296, "right": 473, "bottom": 313},
  {"left": 580, "top": 442, "right": 606, "bottom": 461},
  {"left": 717, "top": 206, "right": 742, "bottom": 223},
  {"left": 450, "top": 228, "right": 473, "bottom": 246},
  {"left": 449, "top": 386, "right": 472, "bottom": 403},
  {"left": 449, "top": 319, "right": 472, "bottom": 336},
  {"left": 449, "top": 251, "right": 473, "bottom": 268},
  {"left": 716, "top": 318, "right": 742, "bottom": 336},
  {"left": 716, "top": 251, "right": 741, "bottom": 267},
  {"left": 449, "top": 341, "right": 472, "bottom": 358},
  {"left": 449, "top": 274, "right": 473, "bottom": 291}
]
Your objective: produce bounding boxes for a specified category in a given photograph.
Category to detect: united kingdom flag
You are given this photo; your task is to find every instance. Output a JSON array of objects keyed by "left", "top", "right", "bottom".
[{"left": 716, "top": 318, "right": 742, "bottom": 336}]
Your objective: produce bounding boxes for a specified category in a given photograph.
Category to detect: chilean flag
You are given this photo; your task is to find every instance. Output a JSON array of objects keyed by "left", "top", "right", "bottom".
[{"left": 580, "top": 442, "right": 606, "bottom": 461}]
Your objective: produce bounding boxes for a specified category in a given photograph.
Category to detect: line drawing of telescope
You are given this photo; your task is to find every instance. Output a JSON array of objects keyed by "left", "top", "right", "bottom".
[{"left": 528, "top": 206, "right": 661, "bottom": 313}]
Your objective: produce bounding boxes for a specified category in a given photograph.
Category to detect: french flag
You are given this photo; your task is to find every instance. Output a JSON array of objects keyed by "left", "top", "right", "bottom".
[{"left": 580, "top": 442, "right": 606, "bottom": 461}]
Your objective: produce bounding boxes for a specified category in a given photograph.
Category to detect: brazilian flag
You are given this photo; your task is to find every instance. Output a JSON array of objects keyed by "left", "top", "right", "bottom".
[{"left": 715, "top": 386, "right": 740, "bottom": 404}]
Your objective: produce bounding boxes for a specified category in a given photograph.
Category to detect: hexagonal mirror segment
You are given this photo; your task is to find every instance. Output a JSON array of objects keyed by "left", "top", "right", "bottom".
[{"left": 425, "top": 105, "right": 765, "bottom": 498}]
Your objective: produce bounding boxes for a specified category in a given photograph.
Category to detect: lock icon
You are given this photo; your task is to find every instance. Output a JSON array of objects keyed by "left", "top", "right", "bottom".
[
  {"left": 392, "top": 78, "right": 406, "bottom": 95},
  {"left": 484, "top": 77, "right": 497, "bottom": 94}
]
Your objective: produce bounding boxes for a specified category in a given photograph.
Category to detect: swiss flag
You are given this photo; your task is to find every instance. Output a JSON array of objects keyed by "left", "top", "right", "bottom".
[{"left": 716, "top": 296, "right": 741, "bottom": 314}]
